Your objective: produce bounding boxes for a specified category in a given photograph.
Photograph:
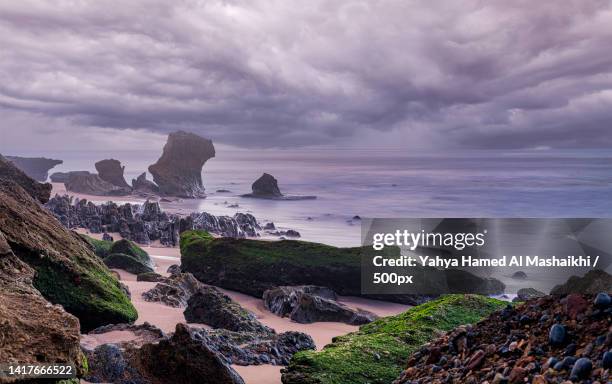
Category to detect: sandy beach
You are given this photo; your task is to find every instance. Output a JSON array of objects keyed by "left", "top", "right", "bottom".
[{"left": 76, "top": 229, "right": 410, "bottom": 384}]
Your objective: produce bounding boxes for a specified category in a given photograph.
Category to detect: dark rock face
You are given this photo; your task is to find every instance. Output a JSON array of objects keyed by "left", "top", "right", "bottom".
[
  {"left": 104, "top": 253, "right": 154, "bottom": 275},
  {"left": 393, "top": 294, "right": 612, "bottom": 384},
  {"left": 0, "top": 231, "right": 85, "bottom": 376},
  {"left": 46, "top": 195, "right": 263, "bottom": 245},
  {"left": 142, "top": 272, "right": 204, "bottom": 307},
  {"left": 242, "top": 173, "right": 316, "bottom": 200},
  {"left": 95, "top": 158, "right": 131, "bottom": 189},
  {"left": 50, "top": 170, "right": 91, "bottom": 183},
  {"left": 251, "top": 173, "right": 282, "bottom": 197},
  {"left": 0, "top": 160, "right": 136, "bottom": 332},
  {"left": 263, "top": 286, "right": 378, "bottom": 325},
  {"left": 132, "top": 172, "right": 159, "bottom": 193},
  {"left": 0, "top": 154, "right": 52, "bottom": 203},
  {"left": 185, "top": 286, "right": 273, "bottom": 333},
  {"left": 137, "top": 272, "right": 164, "bottom": 282},
  {"left": 5, "top": 155, "right": 63, "bottom": 182},
  {"left": 148, "top": 131, "right": 215, "bottom": 198},
  {"left": 65, "top": 172, "right": 131, "bottom": 196},
  {"left": 550, "top": 269, "right": 612, "bottom": 294},
  {"left": 85, "top": 324, "right": 245, "bottom": 384}
]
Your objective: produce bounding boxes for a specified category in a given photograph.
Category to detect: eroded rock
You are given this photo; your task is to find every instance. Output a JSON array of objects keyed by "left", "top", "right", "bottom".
[
  {"left": 5, "top": 155, "right": 63, "bottom": 182},
  {"left": 95, "top": 158, "right": 131, "bottom": 189}
]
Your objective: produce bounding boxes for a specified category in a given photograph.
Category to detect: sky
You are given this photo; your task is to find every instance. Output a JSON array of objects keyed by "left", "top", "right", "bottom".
[{"left": 1, "top": 0, "right": 612, "bottom": 152}]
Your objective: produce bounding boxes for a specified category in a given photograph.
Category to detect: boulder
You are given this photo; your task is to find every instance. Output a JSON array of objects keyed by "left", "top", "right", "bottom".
[
  {"left": 50, "top": 170, "right": 91, "bottom": 183},
  {"left": 0, "top": 159, "right": 136, "bottom": 331},
  {"left": 104, "top": 253, "right": 154, "bottom": 275},
  {"left": 0, "top": 154, "right": 52, "bottom": 203},
  {"left": 132, "top": 172, "right": 159, "bottom": 193},
  {"left": 65, "top": 172, "right": 131, "bottom": 196},
  {"left": 550, "top": 269, "right": 612, "bottom": 295},
  {"left": 184, "top": 286, "right": 272, "bottom": 333},
  {"left": 86, "top": 324, "right": 245, "bottom": 384},
  {"left": 263, "top": 286, "right": 378, "bottom": 325},
  {"left": 511, "top": 271, "right": 528, "bottom": 279},
  {"left": 95, "top": 158, "right": 131, "bottom": 189},
  {"left": 242, "top": 173, "right": 316, "bottom": 200},
  {"left": 5, "top": 155, "right": 63, "bottom": 182},
  {"left": 109, "top": 239, "right": 152, "bottom": 267},
  {"left": 148, "top": 131, "right": 215, "bottom": 198},
  {"left": 167, "top": 264, "right": 181, "bottom": 275},
  {"left": 0, "top": 231, "right": 86, "bottom": 376},
  {"left": 513, "top": 287, "right": 546, "bottom": 302},
  {"left": 142, "top": 272, "right": 204, "bottom": 307}
]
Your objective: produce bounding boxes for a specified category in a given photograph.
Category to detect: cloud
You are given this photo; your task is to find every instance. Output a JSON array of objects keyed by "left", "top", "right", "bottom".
[{"left": 0, "top": 0, "right": 611, "bottom": 150}]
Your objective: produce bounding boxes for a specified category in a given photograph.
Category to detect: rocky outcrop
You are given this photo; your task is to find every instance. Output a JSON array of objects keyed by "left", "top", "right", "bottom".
[
  {"left": 142, "top": 272, "right": 204, "bottom": 307},
  {"left": 0, "top": 154, "right": 52, "bottom": 203},
  {"left": 180, "top": 231, "right": 505, "bottom": 305},
  {"left": 393, "top": 293, "right": 612, "bottom": 384},
  {"left": 148, "top": 131, "right": 215, "bottom": 198},
  {"left": 282, "top": 295, "right": 506, "bottom": 384},
  {"left": 550, "top": 269, "right": 612, "bottom": 294},
  {"left": 65, "top": 172, "right": 131, "bottom": 196},
  {"left": 104, "top": 253, "right": 154, "bottom": 275},
  {"left": 263, "top": 286, "right": 378, "bottom": 325},
  {"left": 85, "top": 323, "right": 245, "bottom": 384},
  {"left": 242, "top": 173, "right": 316, "bottom": 200},
  {"left": 109, "top": 239, "right": 153, "bottom": 267},
  {"left": 132, "top": 172, "right": 159, "bottom": 194},
  {"left": 0, "top": 231, "right": 86, "bottom": 377},
  {"left": 50, "top": 170, "right": 91, "bottom": 183},
  {"left": 184, "top": 286, "right": 273, "bottom": 333},
  {"left": 513, "top": 287, "right": 546, "bottom": 302},
  {"left": 46, "top": 195, "right": 265, "bottom": 246},
  {"left": 95, "top": 158, "right": 131, "bottom": 189},
  {"left": 137, "top": 272, "right": 164, "bottom": 282},
  {"left": 0, "top": 160, "right": 137, "bottom": 332},
  {"left": 5, "top": 155, "right": 63, "bottom": 181}
]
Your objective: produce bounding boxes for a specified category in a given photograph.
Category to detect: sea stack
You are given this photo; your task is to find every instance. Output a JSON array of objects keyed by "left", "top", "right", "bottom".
[
  {"left": 5, "top": 155, "right": 63, "bottom": 182},
  {"left": 148, "top": 131, "right": 215, "bottom": 198},
  {"left": 242, "top": 173, "right": 316, "bottom": 200},
  {"left": 132, "top": 172, "right": 159, "bottom": 193},
  {"left": 65, "top": 173, "right": 131, "bottom": 196},
  {"left": 95, "top": 159, "right": 131, "bottom": 189}
]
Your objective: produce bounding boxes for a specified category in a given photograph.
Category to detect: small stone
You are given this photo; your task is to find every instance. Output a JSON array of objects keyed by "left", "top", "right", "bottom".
[
  {"left": 564, "top": 294, "right": 588, "bottom": 320},
  {"left": 602, "top": 351, "right": 612, "bottom": 369},
  {"left": 594, "top": 292, "right": 611, "bottom": 307},
  {"left": 549, "top": 324, "right": 566, "bottom": 346},
  {"left": 466, "top": 349, "right": 486, "bottom": 371},
  {"left": 569, "top": 357, "right": 592, "bottom": 380}
]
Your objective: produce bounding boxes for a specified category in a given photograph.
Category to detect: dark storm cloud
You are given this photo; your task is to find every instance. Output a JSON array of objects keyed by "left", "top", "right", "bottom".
[{"left": 1, "top": 0, "right": 612, "bottom": 149}]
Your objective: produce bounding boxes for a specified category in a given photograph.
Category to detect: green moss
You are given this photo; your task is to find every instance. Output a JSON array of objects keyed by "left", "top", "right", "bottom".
[
  {"left": 103, "top": 253, "right": 153, "bottom": 275},
  {"left": 31, "top": 252, "right": 138, "bottom": 332},
  {"left": 283, "top": 295, "right": 506, "bottom": 384},
  {"left": 80, "top": 234, "right": 112, "bottom": 258},
  {"left": 109, "top": 239, "right": 151, "bottom": 266}
]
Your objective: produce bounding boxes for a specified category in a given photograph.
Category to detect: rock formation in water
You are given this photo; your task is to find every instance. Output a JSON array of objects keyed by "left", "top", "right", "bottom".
[
  {"left": 5, "top": 155, "right": 63, "bottom": 181},
  {"left": 0, "top": 154, "right": 53, "bottom": 203},
  {"left": 50, "top": 170, "right": 92, "bottom": 183},
  {"left": 46, "top": 195, "right": 266, "bottom": 245},
  {"left": 148, "top": 131, "right": 215, "bottom": 198},
  {"left": 132, "top": 172, "right": 159, "bottom": 194},
  {"left": 65, "top": 172, "right": 131, "bottom": 196},
  {"left": 242, "top": 173, "right": 316, "bottom": 200},
  {"left": 95, "top": 158, "right": 131, "bottom": 189},
  {"left": 0, "top": 157, "right": 136, "bottom": 332},
  {"left": 263, "top": 285, "right": 378, "bottom": 325}
]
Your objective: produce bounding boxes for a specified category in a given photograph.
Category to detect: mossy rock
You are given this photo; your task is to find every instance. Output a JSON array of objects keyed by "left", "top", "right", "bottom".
[
  {"left": 104, "top": 253, "right": 154, "bottom": 275},
  {"left": 282, "top": 294, "right": 506, "bottom": 384},
  {"left": 81, "top": 234, "right": 113, "bottom": 258},
  {"left": 180, "top": 230, "right": 397, "bottom": 298},
  {"left": 109, "top": 239, "right": 152, "bottom": 266}
]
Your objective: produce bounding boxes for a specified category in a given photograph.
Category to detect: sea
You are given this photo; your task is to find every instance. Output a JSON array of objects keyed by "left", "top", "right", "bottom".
[{"left": 8, "top": 147, "right": 612, "bottom": 294}]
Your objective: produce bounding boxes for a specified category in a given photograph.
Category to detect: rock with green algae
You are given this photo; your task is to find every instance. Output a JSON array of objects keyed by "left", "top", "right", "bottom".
[
  {"left": 0, "top": 156, "right": 137, "bottom": 332},
  {"left": 109, "top": 239, "right": 152, "bottom": 267},
  {"left": 281, "top": 294, "right": 506, "bottom": 384},
  {"left": 103, "top": 253, "right": 154, "bottom": 275}
]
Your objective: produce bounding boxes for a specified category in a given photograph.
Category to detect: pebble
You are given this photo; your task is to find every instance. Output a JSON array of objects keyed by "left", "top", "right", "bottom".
[
  {"left": 569, "top": 357, "right": 592, "bottom": 380},
  {"left": 549, "top": 324, "right": 566, "bottom": 346},
  {"left": 594, "top": 292, "right": 611, "bottom": 307},
  {"left": 602, "top": 351, "right": 612, "bottom": 369}
]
